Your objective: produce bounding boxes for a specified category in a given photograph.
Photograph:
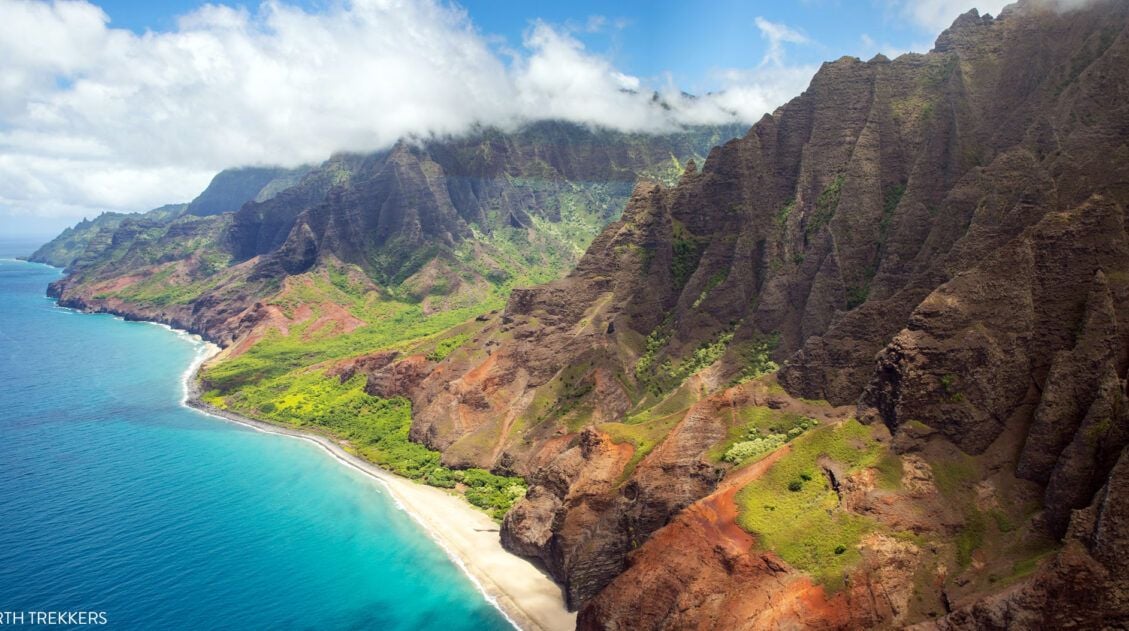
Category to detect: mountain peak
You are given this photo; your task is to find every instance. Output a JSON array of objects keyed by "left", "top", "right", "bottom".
[{"left": 933, "top": 7, "right": 995, "bottom": 52}]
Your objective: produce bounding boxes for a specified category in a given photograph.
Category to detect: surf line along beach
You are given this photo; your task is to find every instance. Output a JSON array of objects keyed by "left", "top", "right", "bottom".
[{"left": 182, "top": 341, "right": 575, "bottom": 631}]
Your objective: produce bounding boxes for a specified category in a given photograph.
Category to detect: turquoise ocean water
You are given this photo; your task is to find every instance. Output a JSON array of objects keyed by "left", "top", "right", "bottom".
[{"left": 0, "top": 240, "right": 511, "bottom": 630}]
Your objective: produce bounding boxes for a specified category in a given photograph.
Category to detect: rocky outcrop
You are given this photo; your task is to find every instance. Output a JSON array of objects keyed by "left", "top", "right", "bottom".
[
  {"left": 908, "top": 542, "right": 1120, "bottom": 630},
  {"left": 500, "top": 388, "right": 749, "bottom": 607},
  {"left": 577, "top": 453, "right": 931, "bottom": 631},
  {"left": 44, "top": 120, "right": 735, "bottom": 356},
  {"left": 780, "top": 1, "right": 1129, "bottom": 404},
  {"left": 917, "top": 446, "right": 1129, "bottom": 630},
  {"left": 860, "top": 196, "right": 1129, "bottom": 456}
]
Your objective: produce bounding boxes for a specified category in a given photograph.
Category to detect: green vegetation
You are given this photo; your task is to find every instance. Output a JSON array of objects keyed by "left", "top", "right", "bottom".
[
  {"left": 776, "top": 198, "right": 796, "bottom": 229},
  {"left": 727, "top": 434, "right": 787, "bottom": 464},
  {"left": 805, "top": 175, "right": 845, "bottom": 236},
  {"left": 634, "top": 325, "right": 670, "bottom": 386},
  {"left": 956, "top": 510, "right": 987, "bottom": 568},
  {"left": 52, "top": 124, "right": 750, "bottom": 530},
  {"left": 939, "top": 374, "right": 965, "bottom": 403},
  {"left": 217, "top": 370, "right": 525, "bottom": 519},
  {"left": 514, "top": 360, "right": 607, "bottom": 435},
  {"left": 989, "top": 508, "right": 1018, "bottom": 534},
  {"left": 735, "top": 419, "right": 894, "bottom": 590},
  {"left": 635, "top": 328, "right": 734, "bottom": 396},
  {"left": 844, "top": 262, "right": 878, "bottom": 310},
  {"left": 710, "top": 405, "right": 816, "bottom": 463},
  {"left": 874, "top": 451, "right": 904, "bottom": 490},
  {"left": 670, "top": 221, "right": 704, "bottom": 288},
  {"left": 1056, "top": 27, "right": 1118, "bottom": 95},
  {"left": 845, "top": 285, "right": 869, "bottom": 310},
  {"left": 880, "top": 183, "right": 906, "bottom": 242},
  {"left": 729, "top": 333, "right": 781, "bottom": 385},
  {"left": 30, "top": 204, "right": 190, "bottom": 268},
  {"left": 727, "top": 419, "right": 817, "bottom": 465},
  {"left": 929, "top": 449, "right": 978, "bottom": 497},
  {"left": 193, "top": 188, "right": 617, "bottom": 512},
  {"left": 195, "top": 180, "right": 630, "bottom": 514},
  {"left": 204, "top": 298, "right": 494, "bottom": 392},
  {"left": 691, "top": 271, "right": 727, "bottom": 309},
  {"left": 107, "top": 265, "right": 225, "bottom": 307},
  {"left": 921, "top": 101, "right": 936, "bottom": 121},
  {"left": 1009, "top": 546, "right": 1057, "bottom": 581},
  {"left": 426, "top": 332, "right": 471, "bottom": 362},
  {"left": 1086, "top": 416, "right": 1114, "bottom": 444},
  {"left": 638, "top": 153, "right": 689, "bottom": 187},
  {"left": 623, "top": 377, "right": 699, "bottom": 426},
  {"left": 601, "top": 411, "right": 683, "bottom": 485},
  {"left": 920, "top": 54, "right": 959, "bottom": 89}
]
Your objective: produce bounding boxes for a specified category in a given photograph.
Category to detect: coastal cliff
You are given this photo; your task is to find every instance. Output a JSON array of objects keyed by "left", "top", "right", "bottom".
[
  {"left": 35, "top": 1, "right": 1129, "bottom": 628},
  {"left": 39, "top": 121, "right": 737, "bottom": 346},
  {"left": 386, "top": 1, "right": 1129, "bottom": 625}
]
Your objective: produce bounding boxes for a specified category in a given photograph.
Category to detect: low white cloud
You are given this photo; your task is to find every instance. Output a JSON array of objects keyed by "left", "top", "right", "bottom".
[
  {"left": 885, "top": 0, "right": 1103, "bottom": 38},
  {"left": 886, "top": 0, "right": 1013, "bottom": 35},
  {"left": 684, "top": 16, "right": 816, "bottom": 124},
  {"left": 0, "top": 0, "right": 818, "bottom": 229},
  {"left": 884, "top": 0, "right": 1099, "bottom": 53}
]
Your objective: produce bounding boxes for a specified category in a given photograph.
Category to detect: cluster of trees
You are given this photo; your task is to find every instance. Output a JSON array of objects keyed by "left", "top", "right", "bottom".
[
  {"left": 234, "top": 372, "right": 527, "bottom": 519},
  {"left": 723, "top": 416, "right": 818, "bottom": 464}
]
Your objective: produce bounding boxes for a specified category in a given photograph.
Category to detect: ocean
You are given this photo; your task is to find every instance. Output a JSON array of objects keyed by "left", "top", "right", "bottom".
[{"left": 0, "top": 241, "right": 511, "bottom": 630}]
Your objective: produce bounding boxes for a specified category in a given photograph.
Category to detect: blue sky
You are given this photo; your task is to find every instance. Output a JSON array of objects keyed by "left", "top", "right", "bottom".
[
  {"left": 1, "top": 0, "right": 1010, "bottom": 238},
  {"left": 462, "top": 0, "right": 938, "bottom": 92},
  {"left": 92, "top": 0, "right": 961, "bottom": 93}
]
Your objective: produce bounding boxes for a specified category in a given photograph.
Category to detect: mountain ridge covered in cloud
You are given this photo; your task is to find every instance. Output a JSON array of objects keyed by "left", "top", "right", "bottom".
[{"left": 0, "top": 0, "right": 818, "bottom": 229}]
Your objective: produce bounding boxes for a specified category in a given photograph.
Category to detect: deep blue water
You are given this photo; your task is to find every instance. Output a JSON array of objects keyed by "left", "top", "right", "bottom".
[{"left": 0, "top": 241, "right": 511, "bottom": 630}]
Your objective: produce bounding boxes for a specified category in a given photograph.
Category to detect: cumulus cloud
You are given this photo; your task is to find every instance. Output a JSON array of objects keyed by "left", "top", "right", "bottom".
[{"left": 0, "top": 0, "right": 816, "bottom": 230}]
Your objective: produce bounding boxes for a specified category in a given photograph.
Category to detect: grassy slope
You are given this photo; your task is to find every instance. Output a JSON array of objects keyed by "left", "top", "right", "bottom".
[
  {"left": 734, "top": 419, "right": 898, "bottom": 590},
  {"left": 731, "top": 416, "right": 1059, "bottom": 603},
  {"left": 197, "top": 185, "right": 621, "bottom": 517}
]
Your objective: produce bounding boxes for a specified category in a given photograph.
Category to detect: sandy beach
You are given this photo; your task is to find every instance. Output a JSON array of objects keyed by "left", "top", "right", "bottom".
[{"left": 183, "top": 343, "right": 575, "bottom": 631}]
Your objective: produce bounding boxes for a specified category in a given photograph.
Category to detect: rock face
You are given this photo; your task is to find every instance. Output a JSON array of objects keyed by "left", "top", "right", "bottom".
[
  {"left": 27, "top": 204, "right": 186, "bottom": 270},
  {"left": 186, "top": 166, "right": 312, "bottom": 216},
  {"left": 915, "top": 446, "right": 1129, "bottom": 630},
  {"left": 41, "top": 121, "right": 737, "bottom": 344},
  {"left": 31, "top": 165, "right": 309, "bottom": 269},
  {"left": 577, "top": 474, "right": 927, "bottom": 631},
  {"left": 391, "top": 1, "right": 1129, "bottom": 626},
  {"left": 229, "top": 121, "right": 742, "bottom": 283}
]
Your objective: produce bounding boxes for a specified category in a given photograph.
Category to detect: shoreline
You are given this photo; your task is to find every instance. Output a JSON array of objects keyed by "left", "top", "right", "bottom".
[
  {"left": 180, "top": 343, "right": 575, "bottom": 631},
  {"left": 36, "top": 265, "right": 575, "bottom": 630}
]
